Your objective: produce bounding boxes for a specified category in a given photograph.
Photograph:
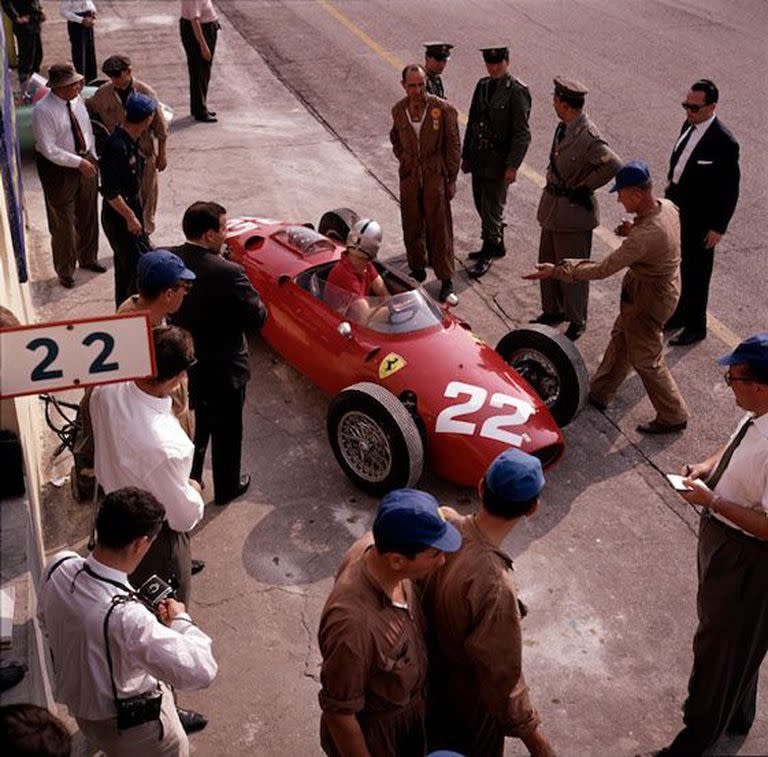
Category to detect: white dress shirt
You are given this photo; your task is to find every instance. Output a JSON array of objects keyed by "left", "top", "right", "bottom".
[
  {"left": 90, "top": 382, "right": 204, "bottom": 532},
  {"left": 60, "top": 0, "right": 96, "bottom": 23},
  {"left": 180, "top": 0, "right": 217, "bottom": 22},
  {"left": 712, "top": 412, "right": 768, "bottom": 535},
  {"left": 38, "top": 552, "right": 218, "bottom": 720},
  {"left": 671, "top": 114, "right": 715, "bottom": 185},
  {"left": 32, "top": 91, "right": 95, "bottom": 168}
]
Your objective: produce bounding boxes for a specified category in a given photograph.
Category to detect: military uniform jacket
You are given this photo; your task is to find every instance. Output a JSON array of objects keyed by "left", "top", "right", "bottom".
[
  {"left": 462, "top": 73, "right": 532, "bottom": 179},
  {"left": 425, "top": 71, "right": 445, "bottom": 99},
  {"left": 390, "top": 94, "right": 461, "bottom": 186},
  {"left": 537, "top": 112, "right": 621, "bottom": 232},
  {"left": 86, "top": 78, "right": 168, "bottom": 160}
]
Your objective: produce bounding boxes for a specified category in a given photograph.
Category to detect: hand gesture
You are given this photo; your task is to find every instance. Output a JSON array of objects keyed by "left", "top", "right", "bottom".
[
  {"left": 504, "top": 167, "right": 518, "bottom": 185},
  {"left": 522, "top": 263, "right": 556, "bottom": 280},
  {"left": 703, "top": 230, "right": 722, "bottom": 249},
  {"left": 126, "top": 213, "right": 143, "bottom": 236},
  {"left": 78, "top": 159, "right": 97, "bottom": 179},
  {"left": 156, "top": 599, "right": 187, "bottom": 626}
]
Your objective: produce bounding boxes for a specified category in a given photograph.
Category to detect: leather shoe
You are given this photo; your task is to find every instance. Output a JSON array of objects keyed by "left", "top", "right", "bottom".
[
  {"left": 0, "top": 663, "right": 26, "bottom": 692},
  {"left": 468, "top": 257, "right": 492, "bottom": 279},
  {"left": 177, "top": 707, "right": 208, "bottom": 734},
  {"left": 58, "top": 275, "right": 75, "bottom": 289},
  {"left": 215, "top": 474, "right": 251, "bottom": 506},
  {"left": 80, "top": 262, "right": 107, "bottom": 273},
  {"left": 191, "top": 559, "right": 205, "bottom": 576},
  {"left": 438, "top": 279, "right": 454, "bottom": 302},
  {"left": 669, "top": 329, "right": 705, "bottom": 346},
  {"left": 588, "top": 394, "right": 607, "bottom": 411},
  {"left": 636, "top": 420, "right": 688, "bottom": 435},
  {"left": 194, "top": 113, "right": 218, "bottom": 123},
  {"left": 565, "top": 321, "right": 586, "bottom": 341},
  {"left": 409, "top": 268, "right": 427, "bottom": 283},
  {"left": 529, "top": 312, "right": 566, "bottom": 326}
]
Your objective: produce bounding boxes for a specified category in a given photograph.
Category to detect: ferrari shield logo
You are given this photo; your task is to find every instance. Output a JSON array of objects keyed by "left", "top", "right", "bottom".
[{"left": 378, "top": 353, "right": 407, "bottom": 379}]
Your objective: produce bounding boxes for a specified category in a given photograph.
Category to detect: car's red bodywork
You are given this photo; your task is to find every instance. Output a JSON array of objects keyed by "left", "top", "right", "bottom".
[{"left": 226, "top": 217, "right": 564, "bottom": 488}]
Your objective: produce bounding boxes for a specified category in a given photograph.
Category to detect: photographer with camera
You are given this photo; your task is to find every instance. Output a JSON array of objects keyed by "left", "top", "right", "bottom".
[{"left": 38, "top": 487, "right": 218, "bottom": 757}]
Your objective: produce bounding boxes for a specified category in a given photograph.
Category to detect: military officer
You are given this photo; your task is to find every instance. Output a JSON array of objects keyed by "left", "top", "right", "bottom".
[
  {"left": 533, "top": 77, "right": 622, "bottom": 341},
  {"left": 463, "top": 46, "right": 532, "bottom": 279},
  {"left": 423, "top": 42, "right": 452, "bottom": 99}
]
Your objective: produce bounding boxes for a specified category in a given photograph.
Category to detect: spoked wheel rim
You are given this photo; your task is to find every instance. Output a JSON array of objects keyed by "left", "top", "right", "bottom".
[
  {"left": 509, "top": 349, "right": 562, "bottom": 408},
  {"left": 337, "top": 411, "right": 393, "bottom": 483}
]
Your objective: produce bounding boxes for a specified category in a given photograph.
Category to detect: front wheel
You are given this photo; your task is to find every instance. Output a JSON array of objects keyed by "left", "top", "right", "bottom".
[
  {"left": 496, "top": 325, "right": 589, "bottom": 426},
  {"left": 327, "top": 382, "right": 424, "bottom": 496}
]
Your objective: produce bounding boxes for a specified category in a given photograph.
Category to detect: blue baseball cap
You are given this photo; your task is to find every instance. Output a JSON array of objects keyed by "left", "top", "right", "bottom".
[
  {"left": 716, "top": 333, "right": 768, "bottom": 369},
  {"left": 137, "top": 250, "right": 195, "bottom": 292},
  {"left": 373, "top": 489, "right": 461, "bottom": 553},
  {"left": 124, "top": 92, "right": 157, "bottom": 123},
  {"left": 484, "top": 449, "right": 545, "bottom": 502},
  {"left": 609, "top": 159, "right": 651, "bottom": 192}
]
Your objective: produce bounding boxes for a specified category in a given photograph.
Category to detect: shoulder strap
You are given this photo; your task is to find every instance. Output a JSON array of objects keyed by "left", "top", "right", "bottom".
[
  {"left": 102, "top": 595, "right": 137, "bottom": 705},
  {"left": 46, "top": 554, "right": 78, "bottom": 582}
]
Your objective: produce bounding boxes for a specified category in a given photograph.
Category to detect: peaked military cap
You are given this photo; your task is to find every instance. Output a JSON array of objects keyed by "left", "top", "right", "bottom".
[
  {"left": 424, "top": 42, "right": 453, "bottom": 61},
  {"left": 480, "top": 46, "right": 509, "bottom": 63},
  {"left": 553, "top": 76, "right": 589, "bottom": 98},
  {"left": 102, "top": 54, "right": 132, "bottom": 77}
]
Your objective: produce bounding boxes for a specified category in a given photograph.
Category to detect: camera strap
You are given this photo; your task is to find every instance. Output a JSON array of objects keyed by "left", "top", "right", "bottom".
[{"left": 103, "top": 596, "right": 137, "bottom": 707}]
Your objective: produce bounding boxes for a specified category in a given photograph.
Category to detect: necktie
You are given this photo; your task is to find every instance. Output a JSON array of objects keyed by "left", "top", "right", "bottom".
[
  {"left": 555, "top": 122, "right": 566, "bottom": 143},
  {"left": 706, "top": 418, "right": 753, "bottom": 490},
  {"left": 668, "top": 125, "right": 695, "bottom": 178},
  {"left": 67, "top": 100, "right": 87, "bottom": 155}
]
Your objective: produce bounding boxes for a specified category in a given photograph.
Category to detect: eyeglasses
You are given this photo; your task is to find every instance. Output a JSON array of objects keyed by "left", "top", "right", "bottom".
[
  {"left": 724, "top": 372, "right": 753, "bottom": 386},
  {"left": 681, "top": 102, "right": 705, "bottom": 112}
]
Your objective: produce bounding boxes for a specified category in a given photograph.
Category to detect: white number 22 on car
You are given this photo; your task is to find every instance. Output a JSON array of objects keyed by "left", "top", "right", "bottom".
[{"left": 435, "top": 381, "right": 535, "bottom": 446}]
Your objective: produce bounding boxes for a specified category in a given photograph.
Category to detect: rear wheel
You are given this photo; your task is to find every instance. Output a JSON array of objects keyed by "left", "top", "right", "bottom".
[
  {"left": 318, "top": 208, "right": 359, "bottom": 242},
  {"left": 496, "top": 325, "right": 589, "bottom": 426},
  {"left": 327, "top": 382, "right": 423, "bottom": 496}
]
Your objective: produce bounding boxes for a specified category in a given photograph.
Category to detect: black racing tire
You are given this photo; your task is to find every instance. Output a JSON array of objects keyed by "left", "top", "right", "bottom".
[
  {"left": 327, "top": 382, "right": 424, "bottom": 496},
  {"left": 496, "top": 325, "right": 589, "bottom": 427},
  {"left": 318, "top": 208, "right": 359, "bottom": 242}
]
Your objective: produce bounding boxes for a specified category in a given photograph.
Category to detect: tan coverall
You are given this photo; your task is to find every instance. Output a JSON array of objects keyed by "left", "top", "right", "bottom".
[
  {"left": 390, "top": 94, "right": 461, "bottom": 281},
  {"left": 557, "top": 198, "right": 689, "bottom": 426},
  {"left": 86, "top": 78, "right": 168, "bottom": 234},
  {"left": 420, "top": 511, "right": 541, "bottom": 757},
  {"left": 536, "top": 112, "right": 621, "bottom": 324}
]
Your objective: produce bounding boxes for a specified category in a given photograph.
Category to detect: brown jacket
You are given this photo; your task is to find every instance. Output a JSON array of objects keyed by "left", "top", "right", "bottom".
[
  {"left": 420, "top": 511, "right": 541, "bottom": 755},
  {"left": 390, "top": 94, "right": 460, "bottom": 187},
  {"left": 537, "top": 112, "right": 621, "bottom": 232},
  {"left": 86, "top": 78, "right": 168, "bottom": 158}
]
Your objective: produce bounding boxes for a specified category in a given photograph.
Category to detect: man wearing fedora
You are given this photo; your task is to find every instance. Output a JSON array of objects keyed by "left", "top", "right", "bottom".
[{"left": 32, "top": 62, "right": 103, "bottom": 289}]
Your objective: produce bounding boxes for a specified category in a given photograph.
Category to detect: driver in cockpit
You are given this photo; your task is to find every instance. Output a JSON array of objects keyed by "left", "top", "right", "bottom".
[{"left": 325, "top": 218, "right": 389, "bottom": 321}]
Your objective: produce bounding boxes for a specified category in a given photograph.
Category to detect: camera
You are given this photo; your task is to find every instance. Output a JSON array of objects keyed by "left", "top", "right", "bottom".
[
  {"left": 116, "top": 689, "right": 162, "bottom": 730},
  {"left": 136, "top": 574, "right": 175, "bottom": 609}
]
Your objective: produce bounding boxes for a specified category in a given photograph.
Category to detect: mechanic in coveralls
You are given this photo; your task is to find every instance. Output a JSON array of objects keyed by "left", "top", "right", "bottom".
[{"left": 325, "top": 218, "right": 389, "bottom": 321}]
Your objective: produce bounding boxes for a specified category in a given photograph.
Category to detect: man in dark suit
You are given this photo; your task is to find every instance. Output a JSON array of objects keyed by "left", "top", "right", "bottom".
[
  {"left": 172, "top": 202, "right": 267, "bottom": 505},
  {"left": 665, "top": 79, "right": 740, "bottom": 346}
]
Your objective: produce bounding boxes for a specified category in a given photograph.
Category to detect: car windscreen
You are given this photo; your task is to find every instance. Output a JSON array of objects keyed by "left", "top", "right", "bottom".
[
  {"left": 324, "top": 283, "right": 443, "bottom": 334},
  {"left": 272, "top": 226, "right": 337, "bottom": 257}
]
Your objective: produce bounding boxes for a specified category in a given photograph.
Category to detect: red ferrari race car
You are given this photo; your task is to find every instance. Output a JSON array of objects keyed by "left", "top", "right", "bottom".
[{"left": 226, "top": 209, "right": 589, "bottom": 495}]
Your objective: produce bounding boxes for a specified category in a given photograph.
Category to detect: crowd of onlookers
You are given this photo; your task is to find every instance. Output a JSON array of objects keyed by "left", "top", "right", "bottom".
[{"left": 1, "top": 3, "right": 765, "bottom": 757}]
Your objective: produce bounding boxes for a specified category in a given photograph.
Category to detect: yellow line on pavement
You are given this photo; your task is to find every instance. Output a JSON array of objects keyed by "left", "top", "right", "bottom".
[{"left": 316, "top": 0, "right": 739, "bottom": 348}]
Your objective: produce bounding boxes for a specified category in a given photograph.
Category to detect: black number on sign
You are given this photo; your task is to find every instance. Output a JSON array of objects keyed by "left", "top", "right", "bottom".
[
  {"left": 82, "top": 332, "right": 119, "bottom": 374},
  {"left": 27, "top": 337, "right": 64, "bottom": 381}
]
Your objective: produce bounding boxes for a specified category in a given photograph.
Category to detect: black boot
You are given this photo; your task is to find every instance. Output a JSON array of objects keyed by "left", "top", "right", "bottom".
[{"left": 467, "top": 240, "right": 491, "bottom": 261}]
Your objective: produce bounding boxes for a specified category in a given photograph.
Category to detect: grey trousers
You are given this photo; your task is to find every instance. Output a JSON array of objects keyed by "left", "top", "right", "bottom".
[
  {"left": 664, "top": 514, "right": 768, "bottom": 756},
  {"left": 471, "top": 173, "right": 508, "bottom": 245},
  {"left": 538, "top": 228, "right": 592, "bottom": 324},
  {"left": 130, "top": 522, "right": 192, "bottom": 606}
]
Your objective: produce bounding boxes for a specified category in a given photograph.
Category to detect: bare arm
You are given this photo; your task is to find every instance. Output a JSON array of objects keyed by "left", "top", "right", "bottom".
[
  {"left": 370, "top": 275, "right": 388, "bottom": 298},
  {"left": 107, "top": 196, "right": 143, "bottom": 235},
  {"left": 321, "top": 713, "right": 371, "bottom": 757},
  {"left": 191, "top": 17, "right": 211, "bottom": 61}
]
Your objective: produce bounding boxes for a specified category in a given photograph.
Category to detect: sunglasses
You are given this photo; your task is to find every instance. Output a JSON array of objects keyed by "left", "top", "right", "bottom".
[{"left": 681, "top": 102, "right": 706, "bottom": 112}]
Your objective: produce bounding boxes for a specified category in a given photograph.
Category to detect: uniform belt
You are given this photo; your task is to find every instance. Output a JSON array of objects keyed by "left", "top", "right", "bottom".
[
  {"left": 545, "top": 183, "right": 570, "bottom": 196},
  {"left": 703, "top": 509, "right": 768, "bottom": 546}
]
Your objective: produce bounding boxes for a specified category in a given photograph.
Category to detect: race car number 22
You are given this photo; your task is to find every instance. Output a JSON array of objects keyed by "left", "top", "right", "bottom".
[{"left": 435, "top": 381, "right": 534, "bottom": 446}]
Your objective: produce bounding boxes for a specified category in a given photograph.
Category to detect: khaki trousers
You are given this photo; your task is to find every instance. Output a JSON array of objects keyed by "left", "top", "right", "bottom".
[
  {"left": 36, "top": 154, "right": 99, "bottom": 279},
  {"left": 76, "top": 683, "right": 188, "bottom": 757},
  {"left": 538, "top": 228, "right": 592, "bottom": 324},
  {"left": 590, "top": 285, "right": 688, "bottom": 425},
  {"left": 140, "top": 155, "right": 159, "bottom": 236}
]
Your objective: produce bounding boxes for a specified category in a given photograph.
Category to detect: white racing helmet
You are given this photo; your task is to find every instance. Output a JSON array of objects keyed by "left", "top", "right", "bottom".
[{"left": 347, "top": 218, "right": 382, "bottom": 260}]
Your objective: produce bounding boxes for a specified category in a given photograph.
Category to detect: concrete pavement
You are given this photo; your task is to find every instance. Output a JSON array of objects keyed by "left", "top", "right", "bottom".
[{"left": 22, "top": 2, "right": 767, "bottom": 756}]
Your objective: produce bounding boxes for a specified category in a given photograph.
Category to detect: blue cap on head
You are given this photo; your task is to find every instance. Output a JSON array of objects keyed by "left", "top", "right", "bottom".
[
  {"left": 609, "top": 159, "right": 651, "bottom": 192},
  {"left": 137, "top": 249, "right": 195, "bottom": 292},
  {"left": 484, "top": 449, "right": 545, "bottom": 502},
  {"left": 716, "top": 333, "right": 768, "bottom": 369},
  {"left": 373, "top": 489, "right": 462, "bottom": 553},
  {"left": 124, "top": 92, "right": 157, "bottom": 123}
]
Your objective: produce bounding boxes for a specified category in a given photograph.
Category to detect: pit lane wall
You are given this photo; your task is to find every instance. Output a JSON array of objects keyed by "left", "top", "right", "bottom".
[{"left": 0, "top": 21, "right": 55, "bottom": 713}]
